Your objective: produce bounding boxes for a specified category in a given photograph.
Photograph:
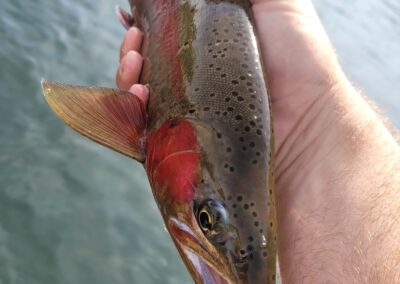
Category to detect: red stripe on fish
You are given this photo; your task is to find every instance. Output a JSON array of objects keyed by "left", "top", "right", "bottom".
[
  {"left": 149, "top": 0, "right": 185, "bottom": 98},
  {"left": 152, "top": 152, "right": 199, "bottom": 202},
  {"left": 146, "top": 120, "right": 200, "bottom": 202}
]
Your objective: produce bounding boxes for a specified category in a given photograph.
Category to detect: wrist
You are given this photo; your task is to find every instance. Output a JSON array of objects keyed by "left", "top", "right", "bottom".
[
  {"left": 276, "top": 76, "right": 398, "bottom": 196},
  {"left": 275, "top": 76, "right": 400, "bottom": 282}
]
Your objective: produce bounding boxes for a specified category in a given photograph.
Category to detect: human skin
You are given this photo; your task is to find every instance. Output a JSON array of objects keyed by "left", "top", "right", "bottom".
[{"left": 116, "top": 0, "right": 400, "bottom": 283}]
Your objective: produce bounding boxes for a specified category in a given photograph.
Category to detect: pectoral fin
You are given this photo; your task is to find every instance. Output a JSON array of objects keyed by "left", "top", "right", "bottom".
[{"left": 42, "top": 80, "right": 147, "bottom": 162}]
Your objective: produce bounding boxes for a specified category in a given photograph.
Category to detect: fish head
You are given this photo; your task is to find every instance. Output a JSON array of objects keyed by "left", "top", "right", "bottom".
[{"left": 146, "top": 119, "right": 276, "bottom": 283}]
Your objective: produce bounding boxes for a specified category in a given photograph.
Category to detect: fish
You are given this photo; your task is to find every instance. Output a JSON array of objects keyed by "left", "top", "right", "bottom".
[{"left": 41, "top": 0, "right": 277, "bottom": 283}]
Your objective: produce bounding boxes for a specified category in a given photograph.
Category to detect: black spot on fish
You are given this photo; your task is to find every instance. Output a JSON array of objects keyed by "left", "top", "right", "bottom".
[{"left": 239, "top": 249, "right": 247, "bottom": 260}]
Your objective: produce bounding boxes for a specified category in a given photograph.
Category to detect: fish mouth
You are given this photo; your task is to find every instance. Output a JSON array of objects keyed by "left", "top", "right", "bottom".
[{"left": 167, "top": 217, "right": 235, "bottom": 284}]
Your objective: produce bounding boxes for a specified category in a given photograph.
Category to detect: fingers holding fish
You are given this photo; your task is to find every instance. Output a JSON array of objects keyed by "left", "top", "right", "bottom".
[
  {"left": 116, "top": 50, "right": 143, "bottom": 91},
  {"left": 129, "top": 84, "right": 149, "bottom": 105},
  {"left": 117, "top": 27, "right": 148, "bottom": 106},
  {"left": 120, "top": 27, "right": 143, "bottom": 61}
]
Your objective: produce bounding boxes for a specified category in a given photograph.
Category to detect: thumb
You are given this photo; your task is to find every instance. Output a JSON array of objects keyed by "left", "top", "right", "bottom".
[
  {"left": 250, "top": 0, "right": 347, "bottom": 150},
  {"left": 250, "top": 0, "right": 342, "bottom": 92}
]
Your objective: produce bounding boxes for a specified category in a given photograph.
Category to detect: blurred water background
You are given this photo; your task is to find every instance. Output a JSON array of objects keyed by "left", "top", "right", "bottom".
[{"left": 0, "top": 0, "right": 399, "bottom": 283}]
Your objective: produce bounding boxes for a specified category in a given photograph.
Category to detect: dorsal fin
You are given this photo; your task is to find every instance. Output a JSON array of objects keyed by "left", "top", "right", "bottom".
[{"left": 42, "top": 80, "right": 147, "bottom": 162}]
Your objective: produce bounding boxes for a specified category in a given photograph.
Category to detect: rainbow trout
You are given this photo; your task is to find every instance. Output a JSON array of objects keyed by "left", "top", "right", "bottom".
[{"left": 42, "top": 0, "right": 277, "bottom": 283}]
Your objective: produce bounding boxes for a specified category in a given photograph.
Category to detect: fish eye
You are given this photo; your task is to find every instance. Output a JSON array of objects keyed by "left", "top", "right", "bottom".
[
  {"left": 196, "top": 200, "right": 229, "bottom": 243},
  {"left": 198, "top": 208, "right": 213, "bottom": 231}
]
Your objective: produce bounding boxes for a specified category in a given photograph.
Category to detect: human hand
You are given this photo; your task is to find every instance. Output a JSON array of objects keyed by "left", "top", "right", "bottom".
[{"left": 252, "top": 1, "right": 400, "bottom": 283}]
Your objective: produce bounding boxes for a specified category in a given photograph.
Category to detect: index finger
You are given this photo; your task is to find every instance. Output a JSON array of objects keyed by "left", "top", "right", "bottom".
[{"left": 120, "top": 27, "right": 143, "bottom": 61}]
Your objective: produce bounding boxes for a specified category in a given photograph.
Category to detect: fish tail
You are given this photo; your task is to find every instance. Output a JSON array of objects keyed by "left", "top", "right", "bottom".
[{"left": 116, "top": 5, "right": 135, "bottom": 30}]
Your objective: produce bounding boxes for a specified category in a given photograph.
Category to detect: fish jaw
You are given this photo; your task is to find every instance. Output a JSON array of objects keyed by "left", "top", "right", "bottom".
[{"left": 167, "top": 217, "right": 236, "bottom": 284}]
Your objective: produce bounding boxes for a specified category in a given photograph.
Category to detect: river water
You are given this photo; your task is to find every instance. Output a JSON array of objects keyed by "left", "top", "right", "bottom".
[{"left": 0, "top": 1, "right": 398, "bottom": 283}]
